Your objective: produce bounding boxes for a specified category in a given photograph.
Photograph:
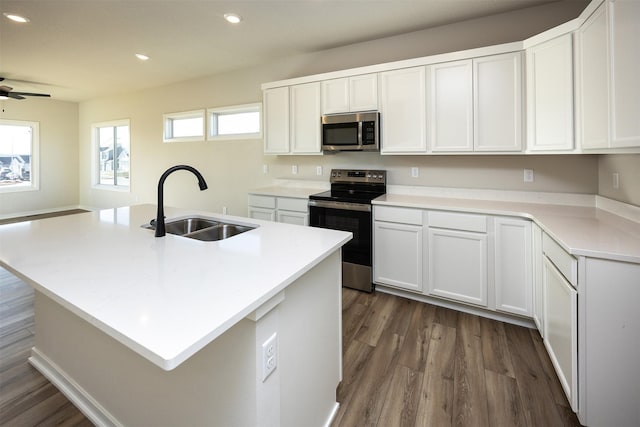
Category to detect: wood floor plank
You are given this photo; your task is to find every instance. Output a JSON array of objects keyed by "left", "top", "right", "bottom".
[
  {"left": 504, "top": 322, "right": 569, "bottom": 427},
  {"left": 354, "top": 292, "right": 398, "bottom": 346},
  {"left": 453, "top": 312, "right": 489, "bottom": 427},
  {"left": 480, "top": 316, "right": 515, "bottom": 378},
  {"left": 484, "top": 369, "right": 526, "bottom": 427},
  {"left": 528, "top": 328, "right": 574, "bottom": 408},
  {"left": 377, "top": 365, "right": 423, "bottom": 427},
  {"left": 397, "top": 302, "right": 436, "bottom": 372},
  {"left": 415, "top": 323, "right": 456, "bottom": 427}
]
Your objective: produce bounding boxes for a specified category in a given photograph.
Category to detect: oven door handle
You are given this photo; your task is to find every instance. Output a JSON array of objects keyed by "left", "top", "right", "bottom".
[{"left": 308, "top": 199, "right": 372, "bottom": 212}]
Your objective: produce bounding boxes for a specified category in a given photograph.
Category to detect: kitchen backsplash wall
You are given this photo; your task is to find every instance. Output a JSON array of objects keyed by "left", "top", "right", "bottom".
[{"left": 598, "top": 154, "right": 640, "bottom": 206}]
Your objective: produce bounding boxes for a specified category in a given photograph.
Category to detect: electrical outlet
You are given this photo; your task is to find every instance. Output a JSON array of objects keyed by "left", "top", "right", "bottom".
[
  {"left": 316, "top": 166, "right": 323, "bottom": 176},
  {"left": 262, "top": 164, "right": 269, "bottom": 174},
  {"left": 524, "top": 169, "right": 534, "bottom": 183},
  {"left": 613, "top": 172, "right": 620, "bottom": 189},
  {"left": 291, "top": 165, "right": 298, "bottom": 175},
  {"left": 222, "top": 206, "right": 228, "bottom": 215},
  {"left": 262, "top": 333, "right": 278, "bottom": 381},
  {"left": 411, "top": 167, "right": 419, "bottom": 178}
]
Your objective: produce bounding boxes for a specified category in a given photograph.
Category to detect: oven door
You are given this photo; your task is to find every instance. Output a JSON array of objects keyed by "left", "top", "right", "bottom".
[{"left": 308, "top": 200, "right": 373, "bottom": 291}]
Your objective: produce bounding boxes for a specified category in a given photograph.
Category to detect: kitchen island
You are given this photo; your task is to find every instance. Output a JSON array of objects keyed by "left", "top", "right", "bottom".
[{"left": 0, "top": 204, "right": 352, "bottom": 426}]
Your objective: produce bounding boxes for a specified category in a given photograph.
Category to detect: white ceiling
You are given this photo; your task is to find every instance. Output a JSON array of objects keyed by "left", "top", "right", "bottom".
[{"left": 1, "top": 0, "right": 568, "bottom": 102}]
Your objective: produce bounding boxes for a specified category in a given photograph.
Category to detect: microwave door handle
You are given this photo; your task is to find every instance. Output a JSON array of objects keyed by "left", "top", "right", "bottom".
[{"left": 357, "top": 121, "right": 363, "bottom": 147}]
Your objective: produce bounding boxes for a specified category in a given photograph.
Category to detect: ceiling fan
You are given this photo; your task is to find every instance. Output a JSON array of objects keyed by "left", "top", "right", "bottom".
[{"left": 0, "top": 77, "right": 51, "bottom": 100}]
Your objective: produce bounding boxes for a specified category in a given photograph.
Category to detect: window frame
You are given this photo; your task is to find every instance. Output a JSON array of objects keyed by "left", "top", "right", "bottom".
[
  {"left": 0, "top": 119, "right": 39, "bottom": 194},
  {"left": 207, "top": 103, "right": 262, "bottom": 141},
  {"left": 163, "top": 109, "right": 205, "bottom": 143},
  {"left": 91, "top": 119, "right": 131, "bottom": 192}
]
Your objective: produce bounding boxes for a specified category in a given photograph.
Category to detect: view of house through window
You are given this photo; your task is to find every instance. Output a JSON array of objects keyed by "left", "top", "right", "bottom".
[
  {"left": 93, "top": 120, "right": 130, "bottom": 189},
  {"left": 0, "top": 120, "right": 38, "bottom": 192}
]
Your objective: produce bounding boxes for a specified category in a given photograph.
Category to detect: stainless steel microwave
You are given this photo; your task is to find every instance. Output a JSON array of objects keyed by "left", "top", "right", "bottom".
[{"left": 321, "top": 111, "right": 379, "bottom": 152}]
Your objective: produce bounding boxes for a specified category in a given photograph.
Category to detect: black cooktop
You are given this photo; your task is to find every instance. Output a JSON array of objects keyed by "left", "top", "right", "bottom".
[{"left": 309, "top": 169, "right": 387, "bottom": 204}]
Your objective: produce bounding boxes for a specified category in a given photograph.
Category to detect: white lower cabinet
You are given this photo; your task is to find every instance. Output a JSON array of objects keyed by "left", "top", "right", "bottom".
[
  {"left": 543, "top": 256, "right": 578, "bottom": 411},
  {"left": 531, "top": 223, "right": 544, "bottom": 334},
  {"left": 427, "top": 227, "right": 488, "bottom": 306},
  {"left": 373, "top": 206, "right": 423, "bottom": 292},
  {"left": 494, "top": 217, "right": 532, "bottom": 316},
  {"left": 247, "top": 194, "right": 309, "bottom": 225}
]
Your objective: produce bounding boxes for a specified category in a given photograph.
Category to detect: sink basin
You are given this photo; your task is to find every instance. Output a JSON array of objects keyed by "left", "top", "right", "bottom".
[
  {"left": 142, "top": 216, "right": 256, "bottom": 241},
  {"left": 186, "top": 224, "right": 255, "bottom": 241},
  {"left": 164, "top": 217, "right": 220, "bottom": 235}
]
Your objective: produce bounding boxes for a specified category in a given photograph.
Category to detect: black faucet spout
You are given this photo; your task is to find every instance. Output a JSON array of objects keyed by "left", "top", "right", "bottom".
[{"left": 155, "top": 165, "right": 208, "bottom": 237}]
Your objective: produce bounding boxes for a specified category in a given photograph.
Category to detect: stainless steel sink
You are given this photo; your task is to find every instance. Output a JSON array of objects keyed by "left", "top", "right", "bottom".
[{"left": 142, "top": 216, "right": 256, "bottom": 241}]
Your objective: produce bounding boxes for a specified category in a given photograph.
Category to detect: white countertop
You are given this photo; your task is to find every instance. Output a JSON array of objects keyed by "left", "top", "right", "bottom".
[
  {"left": 374, "top": 194, "right": 640, "bottom": 264},
  {"left": 248, "top": 186, "right": 327, "bottom": 198},
  {"left": 0, "top": 204, "right": 351, "bottom": 370}
]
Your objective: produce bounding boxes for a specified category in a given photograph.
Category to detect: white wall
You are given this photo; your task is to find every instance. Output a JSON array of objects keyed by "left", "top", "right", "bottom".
[
  {"left": 598, "top": 154, "right": 640, "bottom": 206},
  {"left": 77, "top": 1, "right": 600, "bottom": 216},
  {"left": 0, "top": 98, "right": 79, "bottom": 218}
]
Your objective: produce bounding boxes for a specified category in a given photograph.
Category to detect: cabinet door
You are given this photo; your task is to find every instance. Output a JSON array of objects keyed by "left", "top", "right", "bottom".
[
  {"left": 543, "top": 256, "right": 578, "bottom": 411},
  {"left": 349, "top": 74, "right": 378, "bottom": 111},
  {"left": 290, "top": 82, "right": 322, "bottom": 154},
  {"left": 374, "top": 221, "right": 423, "bottom": 292},
  {"left": 321, "top": 78, "right": 349, "bottom": 114},
  {"left": 427, "top": 228, "right": 487, "bottom": 306},
  {"left": 527, "top": 34, "right": 575, "bottom": 152},
  {"left": 379, "top": 67, "right": 427, "bottom": 153},
  {"left": 473, "top": 52, "right": 523, "bottom": 152},
  {"left": 429, "top": 60, "right": 473, "bottom": 152},
  {"left": 494, "top": 218, "right": 532, "bottom": 317},
  {"left": 609, "top": 0, "right": 640, "bottom": 148},
  {"left": 578, "top": 3, "right": 609, "bottom": 149},
  {"left": 248, "top": 207, "right": 276, "bottom": 222},
  {"left": 277, "top": 210, "right": 308, "bottom": 226},
  {"left": 263, "top": 87, "right": 290, "bottom": 154}
]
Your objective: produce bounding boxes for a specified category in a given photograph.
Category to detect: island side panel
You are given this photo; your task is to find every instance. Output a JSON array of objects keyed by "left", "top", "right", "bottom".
[
  {"left": 279, "top": 250, "right": 342, "bottom": 427},
  {"left": 32, "top": 290, "right": 258, "bottom": 426}
]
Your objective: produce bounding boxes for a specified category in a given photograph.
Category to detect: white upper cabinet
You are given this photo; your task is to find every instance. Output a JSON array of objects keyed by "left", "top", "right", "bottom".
[
  {"left": 578, "top": 0, "right": 640, "bottom": 150},
  {"left": 263, "top": 87, "right": 290, "bottom": 154},
  {"left": 578, "top": 3, "right": 609, "bottom": 149},
  {"left": 290, "top": 82, "right": 322, "bottom": 154},
  {"left": 473, "top": 52, "right": 523, "bottom": 152},
  {"left": 527, "top": 34, "right": 575, "bottom": 152},
  {"left": 379, "top": 67, "right": 427, "bottom": 153},
  {"left": 321, "top": 74, "right": 378, "bottom": 114},
  {"left": 608, "top": 0, "right": 640, "bottom": 148},
  {"left": 264, "top": 83, "right": 322, "bottom": 155},
  {"left": 428, "top": 52, "right": 523, "bottom": 153},
  {"left": 428, "top": 60, "right": 474, "bottom": 152}
]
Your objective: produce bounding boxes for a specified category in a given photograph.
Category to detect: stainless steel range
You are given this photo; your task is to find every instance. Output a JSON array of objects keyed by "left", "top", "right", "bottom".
[{"left": 308, "top": 169, "right": 386, "bottom": 292}]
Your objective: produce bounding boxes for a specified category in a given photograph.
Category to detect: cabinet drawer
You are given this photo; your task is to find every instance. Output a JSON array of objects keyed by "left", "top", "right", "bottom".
[
  {"left": 542, "top": 233, "right": 577, "bottom": 287},
  {"left": 428, "top": 211, "right": 487, "bottom": 233},
  {"left": 374, "top": 206, "right": 423, "bottom": 225},
  {"left": 277, "top": 197, "right": 309, "bottom": 213},
  {"left": 248, "top": 194, "right": 276, "bottom": 209}
]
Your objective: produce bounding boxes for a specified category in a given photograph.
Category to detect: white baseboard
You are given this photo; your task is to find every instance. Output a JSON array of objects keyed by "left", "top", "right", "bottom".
[
  {"left": 29, "top": 347, "right": 121, "bottom": 427},
  {"left": 323, "top": 402, "right": 341, "bottom": 427},
  {"left": 376, "top": 285, "right": 536, "bottom": 329}
]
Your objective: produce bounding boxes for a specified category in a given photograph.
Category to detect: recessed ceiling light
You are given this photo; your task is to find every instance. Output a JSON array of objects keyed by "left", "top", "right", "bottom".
[
  {"left": 223, "top": 13, "right": 242, "bottom": 24},
  {"left": 3, "top": 13, "right": 30, "bottom": 23},
  {"left": 135, "top": 53, "right": 150, "bottom": 61}
]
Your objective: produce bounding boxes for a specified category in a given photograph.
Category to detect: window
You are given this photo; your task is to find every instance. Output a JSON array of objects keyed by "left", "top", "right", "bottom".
[
  {"left": 0, "top": 119, "right": 39, "bottom": 193},
  {"left": 163, "top": 110, "right": 205, "bottom": 142},
  {"left": 92, "top": 120, "right": 130, "bottom": 190},
  {"left": 208, "top": 103, "right": 262, "bottom": 141}
]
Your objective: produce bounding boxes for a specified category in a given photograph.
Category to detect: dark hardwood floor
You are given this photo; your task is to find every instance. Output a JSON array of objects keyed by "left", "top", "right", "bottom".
[
  {"left": 1, "top": 262, "right": 581, "bottom": 426},
  {"left": 332, "top": 288, "right": 582, "bottom": 427}
]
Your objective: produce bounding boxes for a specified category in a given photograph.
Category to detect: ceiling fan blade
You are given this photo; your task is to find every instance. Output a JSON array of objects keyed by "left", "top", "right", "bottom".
[
  {"left": 11, "top": 91, "right": 51, "bottom": 97},
  {"left": 8, "top": 93, "right": 26, "bottom": 100},
  {"left": 0, "top": 85, "right": 13, "bottom": 92}
]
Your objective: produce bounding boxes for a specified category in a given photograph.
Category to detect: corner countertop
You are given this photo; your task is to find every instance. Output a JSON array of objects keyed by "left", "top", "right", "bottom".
[
  {"left": 374, "top": 193, "right": 640, "bottom": 264},
  {"left": 0, "top": 204, "right": 351, "bottom": 370}
]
